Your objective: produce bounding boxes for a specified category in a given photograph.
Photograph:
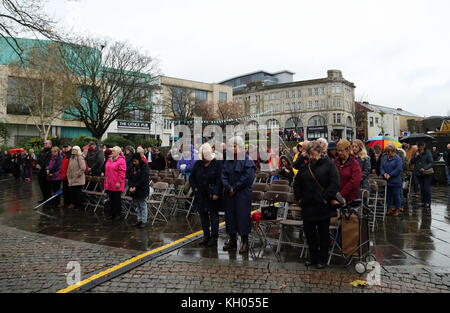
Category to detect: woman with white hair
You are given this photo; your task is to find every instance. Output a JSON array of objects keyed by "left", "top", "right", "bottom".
[
  {"left": 104, "top": 146, "right": 127, "bottom": 220},
  {"left": 221, "top": 136, "right": 256, "bottom": 254},
  {"left": 189, "top": 143, "right": 223, "bottom": 246},
  {"left": 67, "top": 146, "right": 86, "bottom": 211}
]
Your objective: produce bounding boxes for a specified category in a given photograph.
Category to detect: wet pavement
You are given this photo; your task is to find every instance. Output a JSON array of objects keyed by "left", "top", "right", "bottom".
[{"left": 0, "top": 175, "right": 449, "bottom": 269}]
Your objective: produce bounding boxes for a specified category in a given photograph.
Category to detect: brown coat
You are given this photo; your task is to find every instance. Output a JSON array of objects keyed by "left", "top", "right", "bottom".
[{"left": 67, "top": 155, "right": 86, "bottom": 187}]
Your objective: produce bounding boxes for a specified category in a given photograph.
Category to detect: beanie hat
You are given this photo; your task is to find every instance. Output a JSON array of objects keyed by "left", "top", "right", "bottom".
[
  {"left": 328, "top": 141, "right": 337, "bottom": 150},
  {"left": 131, "top": 153, "right": 142, "bottom": 162}
]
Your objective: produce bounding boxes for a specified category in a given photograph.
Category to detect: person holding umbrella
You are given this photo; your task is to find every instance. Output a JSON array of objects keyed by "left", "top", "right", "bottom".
[{"left": 411, "top": 141, "right": 434, "bottom": 209}]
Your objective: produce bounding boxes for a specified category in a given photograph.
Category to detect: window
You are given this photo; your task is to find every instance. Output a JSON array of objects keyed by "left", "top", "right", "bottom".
[
  {"left": 332, "top": 86, "right": 341, "bottom": 94},
  {"left": 285, "top": 91, "right": 290, "bottom": 99},
  {"left": 285, "top": 103, "right": 290, "bottom": 111},
  {"left": 291, "top": 90, "right": 295, "bottom": 98},
  {"left": 298, "top": 90, "right": 302, "bottom": 97},
  {"left": 314, "top": 100, "right": 319, "bottom": 107},
  {"left": 320, "top": 87, "right": 325, "bottom": 95},
  {"left": 264, "top": 104, "right": 269, "bottom": 111},
  {"left": 370, "top": 117, "right": 374, "bottom": 127},
  {"left": 297, "top": 101, "right": 302, "bottom": 110},
  {"left": 314, "top": 88, "right": 318, "bottom": 96},
  {"left": 308, "top": 88, "right": 312, "bottom": 96},
  {"left": 195, "top": 89, "right": 208, "bottom": 103},
  {"left": 333, "top": 98, "right": 341, "bottom": 107},
  {"left": 308, "top": 100, "right": 312, "bottom": 109},
  {"left": 264, "top": 94, "right": 269, "bottom": 101},
  {"left": 276, "top": 103, "right": 280, "bottom": 112},
  {"left": 337, "top": 113, "right": 341, "bottom": 124},
  {"left": 219, "top": 92, "right": 227, "bottom": 103},
  {"left": 321, "top": 99, "right": 326, "bottom": 108},
  {"left": 251, "top": 106, "right": 256, "bottom": 114},
  {"left": 333, "top": 113, "right": 336, "bottom": 124}
]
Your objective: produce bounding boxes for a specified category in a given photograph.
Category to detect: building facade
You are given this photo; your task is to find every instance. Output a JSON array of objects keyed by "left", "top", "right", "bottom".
[{"left": 221, "top": 69, "right": 356, "bottom": 141}]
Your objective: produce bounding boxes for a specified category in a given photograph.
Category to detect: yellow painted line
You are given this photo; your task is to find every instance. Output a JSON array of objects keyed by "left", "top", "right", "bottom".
[{"left": 58, "top": 212, "right": 255, "bottom": 293}]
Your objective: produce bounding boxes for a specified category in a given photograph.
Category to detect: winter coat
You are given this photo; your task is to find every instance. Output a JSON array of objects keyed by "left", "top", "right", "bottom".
[
  {"left": 444, "top": 149, "right": 450, "bottom": 167},
  {"left": 411, "top": 149, "right": 434, "bottom": 177},
  {"left": 128, "top": 160, "right": 150, "bottom": 199},
  {"left": 380, "top": 154, "right": 403, "bottom": 188},
  {"left": 190, "top": 159, "right": 223, "bottom": 212},
  {"left": 37, "top": 147, "right": 52, "bottom": 173},
  {"left": 61, "top": 149, "right": 72, "bottom": 181},
  {"left": 124, "top": 153, "right": 134, "bottom": 179},
  {"left": 151, "top": 152, "right": 166, "bottom": 171},
  {"left": 177, "top": 145, "right": 196, "bottom": 174},
  {"left": 46, "top": 154, "right": 62, "bottom": 181},
  {"left": 334, "top": 154, "right": 362, "bottom": 202},
  {"left": 166, "top": 153, "right": 178, "bottom": 169},
  {"left": 104, "top": 154, "right": 127, "bottom": 192},
  {"left": 86, "top": 145, "right": 104, "bottom": 176},
  {"left": 221, "top": 153, "right": 255, "bottom": 215},
  {"left": 356, "top": 155, "right": 371, "bottom": 191},
  {"left": 368, "top": 149, "right": 383, "bottom": 175},
  {"left": 293, "top": 156, "right": 340, "bottom": 222},
  {"left": 67, "top": 154, "right": 86, "bottom": 187}
]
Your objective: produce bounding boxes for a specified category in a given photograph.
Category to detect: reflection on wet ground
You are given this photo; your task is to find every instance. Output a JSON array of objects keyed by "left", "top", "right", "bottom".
[{"left": 0, "top": 175, "right": 449, "bottom": 268}]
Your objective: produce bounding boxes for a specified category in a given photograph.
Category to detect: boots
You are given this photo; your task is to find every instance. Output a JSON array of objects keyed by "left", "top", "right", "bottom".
[
  {"left": 239, "top": 235, "right": 249, "bottom": 254},
  {"left": 223, "top": 235, "right": 237, "bottom": 251},
  {"left": 199, "top": 235, "right": 211, "bottom": 245},
  {"left": 207, "top": 235, "right": 218, "bottom": 247}
]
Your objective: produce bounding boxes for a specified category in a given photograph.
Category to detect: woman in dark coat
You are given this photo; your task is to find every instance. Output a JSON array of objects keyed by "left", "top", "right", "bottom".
[
  {"left": 221, "top": 136, "right": 256, "bottom": 254},
  {"left": 128, "top": 153, "right": 150, "bottom": 228},
  {"left": 293, "top": 141, "right": 340, "bottom": 269},
  {"left": 150, "top": 147, "right": 166, "bottom": 171},
  {"left": 369, "top": 144, "right": 383, "bottom": 176},
  {"left": 411, "top": 141, "right": 434, "bottom": 209},
  {"left": 277, "top": 155, "right": 294, "bottom": 184},
  {"left": 334, "top": 139, "right": 362, "bottom": 203},
  {"left": 190, "top": 143, "right": 223, "bottom": 246}
]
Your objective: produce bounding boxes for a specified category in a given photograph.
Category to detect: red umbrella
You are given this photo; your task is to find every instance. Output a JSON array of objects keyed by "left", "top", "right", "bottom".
[{"left": 8, "top": 148, "right": 25, "bottom": 154}]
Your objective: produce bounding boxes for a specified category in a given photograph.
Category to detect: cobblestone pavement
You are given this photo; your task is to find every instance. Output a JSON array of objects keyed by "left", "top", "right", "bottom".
[{"left": 0, "top": 224, "right": 138, "bottom": 293}]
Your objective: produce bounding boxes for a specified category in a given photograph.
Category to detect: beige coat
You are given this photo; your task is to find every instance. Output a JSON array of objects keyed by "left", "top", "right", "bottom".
[{"left": 67, "top": 155, "right": 86, "bottom": 187}]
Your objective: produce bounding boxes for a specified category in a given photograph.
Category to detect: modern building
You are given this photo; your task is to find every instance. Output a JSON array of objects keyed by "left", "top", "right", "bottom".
[
  {"left": 355, "top": 101, "right": 422, "bottom": 140},
  {"left": 220, "top": 69, "right": 356, "bottom": 141}
]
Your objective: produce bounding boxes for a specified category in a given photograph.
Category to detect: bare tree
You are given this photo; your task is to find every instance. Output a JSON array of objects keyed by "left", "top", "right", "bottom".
[
  {"left": 8, "top": 42, "right": 74, "bottom": 139},
  {"left": 162, "top": 85, "right": 197, "bottom": 125},
  {"left": 285, "top": 103, "right": 305, "bottom": 134},
  {"left": 60, "top": 36, "right": 160, "bottom": 139},
  {"left": 0, "top": 0, "right": 60, "bottom": 58}
]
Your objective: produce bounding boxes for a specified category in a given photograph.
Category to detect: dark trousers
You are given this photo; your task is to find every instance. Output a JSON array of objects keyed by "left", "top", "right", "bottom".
[
  {"left": 62, "top": 180, "right": 71, "bottom": 205},
  {"left": 225, "top": 199, "right": 251, "bottom": 236},
  {"left": 70, "top": 185, "right": 83, "bottom": 209},
  {"left": 199, "top": 207, "right": 219, "bottom": 238},
  {"left": 49, "top": 180, "right": 61, "bottom": 206},
  {"left": 38, "top": 170, "right": 52, "bottom": 201},
  {"left": 107, "top": 191, "right": 122, "bottom": 218},
  {"left": 303, "top": 218, "right": 331, "bottom": 264},
  {"left": 418, "top": 174, "right": 431, "bottom": 205}
]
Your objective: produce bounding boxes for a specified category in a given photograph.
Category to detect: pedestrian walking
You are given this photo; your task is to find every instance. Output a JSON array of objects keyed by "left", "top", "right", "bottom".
[
  {"left": 46, "top": 147, "right": 63, "bottom": 208},
  {"left": 190, "top": 143, "right": 223, "bottom": 247},
  {"left": 67, "top": 146, "right": 86, "bottom": 211},
  {"left": 334, "top": 139, "right": 362, "bottom": 203},
  {"left": 293, "top": 141, "right": 340, "bottom": 269},
  {"left": 381, "top": 143, "right": 404, "bottom": 217},
  {"left": 104, "top": 146, "right": 126, "bottom": 221},
  {"left": 221, "top": 136, "right": 255, "bottom": 254},
  {"left": 352, "top": 139, "right": 371, "bottom": 192},
  {"left": 128, "top": 153, "right": 150, "bottom": 228},
  {"left": 411, "top": 142, "right": 434, "bottom": 209}
]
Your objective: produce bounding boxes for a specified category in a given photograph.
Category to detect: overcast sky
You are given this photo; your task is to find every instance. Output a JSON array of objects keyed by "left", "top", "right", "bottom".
[{"left": 43, "top": 0, "right": 450, "bottom": 117}]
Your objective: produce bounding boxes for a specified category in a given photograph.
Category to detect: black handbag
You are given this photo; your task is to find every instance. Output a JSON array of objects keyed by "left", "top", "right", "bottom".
[{"left": 261, "top": 202, "right": 278, "bottom": 220}]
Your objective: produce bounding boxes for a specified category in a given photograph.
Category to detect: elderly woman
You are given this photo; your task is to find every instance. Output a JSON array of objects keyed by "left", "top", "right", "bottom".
[
  {"left": 104, "top": 146, "right": 127, "bottom": 221},
  {"left": 46, "top": 146, "right": 63, "bottom": 207},
  {"left": 411, "top": 141, "right": 434, "bottom": 209},
  {"left": 380, "top": 142, "right": 403, "bottom": 216},
  {"left": 334, "top": 139, "right": 362, "bottom": 203},
  {"left": 190, "top": 143, "right": 223, "bottom": 247},
  {"left": 67, "top": 146, "right": 86, "bottom": 211},
  {"left": 221, "top": 136, "right": 256, "bottom": 254},
  {"left": 293, "top": 141, "right": 340, "bottom": 269},
  {"left": 352, "top": 139, "right": 371, "bottom": 192}
]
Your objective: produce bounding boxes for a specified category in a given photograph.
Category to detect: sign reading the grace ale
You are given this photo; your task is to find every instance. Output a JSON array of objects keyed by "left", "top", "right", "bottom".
[{"left": 117, "top": 121, "right": 151, "bottom": 129}]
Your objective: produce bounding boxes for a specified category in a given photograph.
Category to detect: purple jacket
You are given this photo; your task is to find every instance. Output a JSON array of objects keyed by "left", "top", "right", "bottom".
[{"left": 46, "top": 154, "right": 62, "bottom": 181}]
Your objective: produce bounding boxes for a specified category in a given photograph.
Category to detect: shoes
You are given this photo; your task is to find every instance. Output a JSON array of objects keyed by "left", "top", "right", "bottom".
[
  {"left": 207, "top": 236, "right": 218, "bottom": 247},
  {"left": 199, "top": 236, "right": 211, "bottom": 245},
  {"left": 138, "top": 222, "right": 147, "bottom": 229},
  {"left": 67, "top": 204, "right": 75, "bottom": 209},
  {"left": 305, "top": 260, "right": 317, "bottom": 267},
  {"left": 239, "top": 235, "right": 249, "bottom": 254},
  {"left": 316, "top": 264, "right": 327, "bottom": 269},
  {"left": 392, "top": 210, "right": 401, "bottom": 217},
  {"left": 134, "top": 221, "right": 142, "bottom": 227},
  {"left": 223, "top": 237, "right": 237, "bottom": 251}
]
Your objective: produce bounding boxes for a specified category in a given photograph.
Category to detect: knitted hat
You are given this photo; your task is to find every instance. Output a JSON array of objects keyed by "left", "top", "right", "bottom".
[
  {"left": 131, "top": 153, "right": 142, "bottom": 162},
  {"left": 328, "top": 141, "right": 337, "bottom": 150}
]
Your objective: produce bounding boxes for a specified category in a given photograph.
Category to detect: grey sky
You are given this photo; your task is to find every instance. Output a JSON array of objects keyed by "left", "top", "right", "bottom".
[{"left": 44, "top": 0, "right": 450, "bottom": 117}]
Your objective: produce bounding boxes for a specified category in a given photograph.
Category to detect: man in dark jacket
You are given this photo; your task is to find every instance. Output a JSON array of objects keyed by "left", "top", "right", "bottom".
[
  {"left": 444, "top": 144, "right": 450, "bottom": 185},
  {"left": 85, "top": 142, "right": 104, "bottom": 176},
  {"left": 151, "top": 147, "right": 166, "bottom": 171},
  {"left": 221, "top": 137, "right": 255, "bottom": 254},
  {"left": 294, "top": 141, "right": 340, "bottom": 269},
  {"left": 431, "top": 146, "right": 440, "bottom": 162},
  {"left": 124, "top": 146, "right": 135, "bottom": 179},
  {"left": 129, "top": 153, "right": 150, "bottom": 228},
  {"left": 36, "top": 140, "right": 53, "bottom": 203},
  {"left": 411, "top": 142, "right": 434, "bottom": 208}
]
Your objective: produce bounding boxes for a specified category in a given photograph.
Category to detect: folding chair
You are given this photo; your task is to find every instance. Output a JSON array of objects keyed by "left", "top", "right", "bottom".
[
  {"left": 372, "top": 179, "right": 388, "bottom": 221},
  {"left": 253, "top": 183, "right": 270, "bottom": 193},
  {"left": 170, "top": 178, "right": 195, "bottom": 218},
  {"left": 84, "top": 177, "right": 106, "bottom": 213},
  {"left": 365, "top": 181, "right": 379, "bottom": 232},
  {"left": 269, "top": 184, "right": 291, "bottom": 193},
  {"left": 255, "top": 172, "right": 270, "bottom": 183},
  {"left": 147, "top": 182, "right": 169, "bottom": 225},
  {"left": 271, "top": 179, "right": 290, "bottom": 186}
]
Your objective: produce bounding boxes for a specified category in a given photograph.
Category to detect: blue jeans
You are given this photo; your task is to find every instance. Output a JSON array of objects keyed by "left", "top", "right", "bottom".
[
  {"left": 136, "top": 198, "right": 148, "bottom": 223},
  {"left": 418, "top": 175, "right": 431, "bottom": 205},
  {"left": 386, "top": 186, "right": 402, "bottom": 211},
  {"left": 445, "top": 166, "right": 450, "bottom": 185}
]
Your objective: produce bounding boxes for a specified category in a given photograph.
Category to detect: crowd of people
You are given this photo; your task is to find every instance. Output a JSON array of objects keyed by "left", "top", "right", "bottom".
[{"left": 1, "top": 136, "right": 449, "bottom": 268}]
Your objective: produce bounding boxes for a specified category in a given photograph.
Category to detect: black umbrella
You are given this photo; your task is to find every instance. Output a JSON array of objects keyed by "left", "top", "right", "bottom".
[{"left": 400, "top": 133, "right": 435, "bottom": 144}]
